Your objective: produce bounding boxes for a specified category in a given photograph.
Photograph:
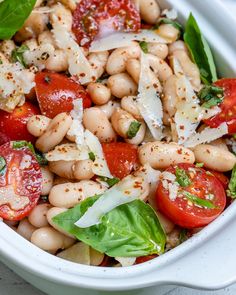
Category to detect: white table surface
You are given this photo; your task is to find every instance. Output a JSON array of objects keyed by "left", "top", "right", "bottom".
[{"left": 1, "top": 1, "right": 236, "bottom": 294}]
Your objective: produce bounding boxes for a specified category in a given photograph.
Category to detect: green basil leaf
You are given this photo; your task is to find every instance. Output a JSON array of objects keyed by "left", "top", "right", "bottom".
[
  {"left": 183, "top": 191, "right": 216, "bottom": 209},
  {"left": 127, "top": 121, "right": 141, "bottom": 139},
  {"left": 0, "top": 0, "right": 36, "bottom": 40},
  {"left": 88, "top": 151, "right": 95, "bottom": 162},
  {"left": 11, "top": 44, "right": 29, "bottom": 67},
  {"left": 227, "top": 164, "right": 236, "bottom": 198},
  {"left": 99, "top": 176, "right": 120, "bottom": 187},
  {"left": 195, "top": 162, "right": 204, "bottom": 168},
  {"left": 184, "top": 13, "right": 217, "bottom": 84},
  {"left": 0, "top": 156, "right": 6, "bottom": 175},
  {"left": 139, "top": 41, "right": 148, "bottom": 53},
  {"left": 175, "top": 167, "right": 191, "bottom": 187},
  {"left": 53, "top": 197, "right": 166, "bottom": 257},
  {"left": 198, "top": 85, "right": 224, "bottom": 109}
]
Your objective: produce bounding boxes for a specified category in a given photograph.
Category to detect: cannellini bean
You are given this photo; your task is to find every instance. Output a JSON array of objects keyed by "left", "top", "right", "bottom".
[
  {"left": 41, "top": 167, "right": 54, "bottom": 195},
  {"left": 17, "top": 219, "right": 37, "bottom": 241},
  {"left": 14, "top": 10, "right": 49, "bottom": 42},
  {"left": 73, "top": 160, "right": 94, "bottom": 180},
  {"left": 166, "top": 228, "right": 180, "bottom": 249},
  {"left": 168, "top": 40, "right": 188, "bottom": 55},
  {"left": 98, "top": 100, "right": 120, "bottom": 119},
  {"left": 31, "top": 227, "right": 74, "bottom": 252},
  {"left": 45, "top": 49, "right": 69, "bottom": 72},
  {"left": 28, "top": 203, "right": 51, "bottom": 228},
  {"left": 49, "top": 160, "right": 75, "bottom": 179},
  {"left": 156, "top": 211, "right": 175, "bottom": 234},
  {"left": 121, "top": 96, "right": 142, "bottom": 120},
  {"left": 106, "top": 43, "right": 140, "bottom": 75},
  {"left": 0, "top": 52, "right": 9, "bottom": 64},
  {"left": 53, "top": 176, "right": 75, "bottom": 185},
  {"left": 107, "top": 73, "right": 137, "bottom": 98},
  {"left": 155, "top": 24, "right": 180, "bottom": 43},
  {"left": 23, "top": 38, "right": 38, "bottom": 51},
  {"left": 147, "top": 43, "right": 169, "bottom": 59},
  {"left": 83, "top": 107, "right": 116, "bottom": 142},
  {"left": 126, "top": 123, "right": 146, "bottom": 145},
  {"left": 49, "top": 181, "right": 106, "bottom": 208},
  {"left": 50, "top": 4, "right": 72, "bottom": 31},
  {"left": 47, "top": 207, "right": 75, "bottom": 238},
  {"left": 36, "top": 113, "right": 72, "bottom": 153},
  {"left": 139, "top": 0, "right": 160, "bottom": 24},
  {"left": 193, "top": 144, "right": 236, "bottom": 172},
  {"left": 27, "top": 115, "right": 51, "bottom": 137},
  {"left": 0, "top": 40, "right": 16, "bottom": 59},
  {"left": 87, "top": 83, "right": 111, "bottom": 105},
  {"left": 171, "top": 50, "right": 201, "bottom": 90},
  {"left": 88, "top": 51, "right": 109, "bottom": 80},
  {"left": 147, "top": 54, "right": 173, "bottom": 82},
  {"left": 38, "top": 31, "right": 57, "bottom": 48},
  {"left": 138, "top": 141, "right": 195, "bottom": 169},
  {"left": 209, "top": 138, "right": 228, "bottom": 151}
]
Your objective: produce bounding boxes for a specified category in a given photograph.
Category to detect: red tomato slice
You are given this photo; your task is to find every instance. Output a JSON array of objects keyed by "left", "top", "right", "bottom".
[
  {"left": 135, "top": 255, "right": 158, "bottom": 264},
  {"left": 0, "top": 142, "right": 42, "bottom": 221},
  {"left": 0, "top": 102, "right": 40, "bottom": 146},
  {"left": 156, "top": 163, "right": 226, "bottom": 228},
  {"left": 207, "top": 170, "right": 229, "bottom": 190},
  {"left": 204, "top": 79, "right": 236, "bottom": 133},
  {"left": 72, "top": 0, "right": 141, "bottom": 47},
  {"left": 102, "top": 143, "right": 138, "bottom": 179},
  {"left": 35, "top": 72, "right": 92, "bottom": 119}
]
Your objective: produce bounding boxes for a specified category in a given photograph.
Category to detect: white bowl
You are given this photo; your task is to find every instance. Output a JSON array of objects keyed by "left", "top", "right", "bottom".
[{"left": 1, "top": 1, "right": 236, "bottom": 294}]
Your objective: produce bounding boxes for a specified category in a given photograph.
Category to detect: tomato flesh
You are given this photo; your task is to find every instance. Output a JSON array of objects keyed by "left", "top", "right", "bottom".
[
  {"left": 72, "top": 0, "right": 141, "bottom": 47},
  {"left": 102, "top": 143, "right": 138, "bottom": 179},
  {"left": 0, "top": 102, "right": 40, "bottom": 146},
  {"left": 0, "top": 142, "right": 42, "bottom": 221},
  {"left": 207, "top": 170, "right": 229, "bottom": 190},
  {"left": 204, "top": 79, "right": 236, "bottom": 133},
  {"left": 156, "top": 163, "right": 226, "bottom": 228},
  {"left": 135, "top": 255, "right": 158, "bottom": 264},
  {"left": 35, "top": 72, "right": 92, "bottom": 119}
]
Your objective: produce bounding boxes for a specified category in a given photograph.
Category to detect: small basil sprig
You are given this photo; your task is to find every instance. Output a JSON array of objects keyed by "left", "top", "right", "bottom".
[
  {"left": 0, "top": 0, "right": 36, "bottom": 40},
  {"left": 184, "top": 13, "right": 217, "bottom": 84},
  {"left": 175, "top": 167, "right": 191, "bottom": 187},
  {"left": 183, "top": 191, "right": 216, "bottom": 209},
  {"left": 11, "top": 45, "right": 29, "bottom": 67},
  {"left": 227, "top": 164, "right": 236, "bottom": 198},
  {"left": 198, "top": 85, "right": 224, "bottom": 109},
  {"left": 127, "top": 121, "right": 141, "bottom": 139},
  {"left": 139, "top": 41, "right": 148, "bottom": 53},
  {"left": 0, "top": 156, "right": 6, "bottom": 175},
  {"left": 88, "top": 152, "right": 95, "bottom": 162},
  {"left": 53, "top": 197, "right": 166, "bottom": 257},
  {"left": 99, "top": 176, "right": 120, "bottom": 187}
]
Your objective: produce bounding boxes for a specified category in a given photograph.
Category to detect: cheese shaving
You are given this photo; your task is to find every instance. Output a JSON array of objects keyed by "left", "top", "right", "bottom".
[
  {"left": 45, "top": 143, "right": 89, "bottom": 161},
  {"left": 89, "top": 30, "right": 167, "bottom": 52},
  {"left": 115, "top": 257, "right": 136, "bottom": 267},
  {"left": 161, "top": 172, "right": 179, "bottom": 201},
  {"left": 137, "top": 51, "right": 163, "bottom": 140}
]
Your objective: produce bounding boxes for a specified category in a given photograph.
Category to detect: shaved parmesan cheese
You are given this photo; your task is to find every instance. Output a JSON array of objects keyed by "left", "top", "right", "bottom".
[
  {"left": 90, "top": 30, "right": 167, "bottom": 52},
  {"left": 134, "top": 163, "right": 161, "bottom": 184},
  {"left": 183, "top": 123, "right": 228, "bottom": 148},
  {"left": 168, "top": 182, "right": 179, "bottom": 201},
  {"left": 52, "top": 21, "right": 93, "bottom": 84},
  {"left": 45, "top": 143, "right": 89, "bottom": 161},
  {"left": 161, "top": 172, "right": 179, "bottom": 201},
  {"left": 201, "top": 106, "right": 221, "bottom": 120},
  {"left": 84, "top": 130, "right": 113, "bottom": 178},
  {"left": 137, "top": 51, "right": 163, "bottom": 140},
  {"left": 162, "top": 9, "right": 178, "bottom": 20},
  {"left": 162, "top": 172, "right": 176, "bottom": 182},
  {"left": 115, "top": 257, "right": 136, "bottom": 267},
  {"left": 74, "top": 175, "right": 148, "bottom": 228}
]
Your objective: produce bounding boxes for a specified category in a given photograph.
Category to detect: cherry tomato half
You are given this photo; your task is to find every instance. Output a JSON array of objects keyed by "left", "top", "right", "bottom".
[
  {"left": 156, "top": 163, "right": 226, "bottom": 228},
  {"left": 102, "top": 142, "right": 138, "bottom": 179},
  {"left": 0, "top": 102, "right": 40, "bottom": 146},
  {"left": 207, "top": 170, "right": 229, "bottom": 190},
  {"left": 204, "top": 79, "right": 236, "bottom": 133},
  {"left": 0, "top": 142, "right": 42, "bottom": 221},
  {"left": 72, "top": 0, "right": 141, "bottom": 47},
  {"left": 35, "top": 72, "right": 92, "bottom": 119}
]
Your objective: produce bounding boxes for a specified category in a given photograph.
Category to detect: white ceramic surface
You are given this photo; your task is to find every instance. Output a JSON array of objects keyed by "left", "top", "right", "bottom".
[{"left": 1, "top": 1, "right": 236, "bottom": 295}]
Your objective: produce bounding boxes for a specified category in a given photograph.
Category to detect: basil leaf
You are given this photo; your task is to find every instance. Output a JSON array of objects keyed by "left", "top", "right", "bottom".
[
  {"left": 195, "top": 162, "right": 204, "bottom": 168},
  {"left": 127, "top": 121, "right": 141, "bottom": 139},
  {"left": 175, "top": 167, "right": 191, "bottom": 187},
  {"left": 139, "top": 41, "right": 148, "bottom": 54},
  {"left": 99, "top": 176, "right": 120, "bottom": 187},
  {"left": 88, "top": 151, "right": 95, "bottom": 162},
  {"left": 198, "top": 85, "right": 224, "bottom": 109},
  {"left": 11, "top": 45, "right": 29, "bottom": 67},
  {"left": 0, "top": 0, "right": 36, "bottom": 40},
  {"left": 184, "top": 13, "right": 217, "bottom": 84},
  {"left": 227, "top": 164, "right": 236, "bottom": 198},
  {"left": 0, "top": 156, "right": 6, "bottom": 175},
  {"left": 53, "top": 197, "right": 166, "bottom": 257},
  {"left": 183, "top": 191, "right": 216, "bottom": 209}
]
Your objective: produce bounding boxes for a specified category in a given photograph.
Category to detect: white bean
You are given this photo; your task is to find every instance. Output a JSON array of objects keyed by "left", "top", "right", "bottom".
[
  {"left": 126, "top": 123, "right": 146, "bottom": 145},
  {"left": 98, "top": 101, "right": 120, "bottom": 119},
  {"left": 28, "top": 203, "right": 51, "bottom": 228},
  {"left": 45, "top": 49, "right": 69, "bottom": 72},
  {"left": 41, "top": 167, "right": 54, "bottom": 195},
  {"left": 38, "top": 31, "right": 57, "bottom": 47},
  {"left": 106, "top": 43, "right": 140, "bottom": 75},
  {"left": 193, "top": 144, "right": 236, "bottom": 172},
  {"left": 50, "top": 4, "right": 72, "bottom": 31},
  {"left": 107, "top": 73, "right": 137, "bottom": 98},
  {"left": 162, "top": 75, "right": 178, "bottom": 122},
  {"left": 87, "top": 83, "right": 111, "bottom": 106},
  {"left": 17, "top": 219, "right": 36, "bottom": 241},
  {"left": 0, "top": 40, "right": 16, "bottom": 60},
  {"left": 36, "top": 113, "right": 72, "bottom": 153},
  {"left": 139, "top": 0, "right": 160, "bottom": 24},
  {"left": 147, "top": 43, "right": 169, "bottom": 59},
  {"left": 168, "top": 40, "right": 188, "bottom": 55},
  {"left": 49, "top": 160, "right": 75, "bottom": 179},
  {"left": 27, "top": 115, "right": 51, "bottom": 137},
  {"left": 147, "top": 54, "right": 173, "bottom": 82},
  {"left": 23, "top": 38, "right": 38, "bottom": 51},
  {"left": 31, "top": 227, "right": 74, "bottom": 252},
  {"left": 88, "top": 51, "right": 109, "bottom": 80},
  {"left": 49, "top": 181, "right": 106, "bottom": 208},
  {"left": 209, "top": 138, "right": 228, "bottom": 151},
  {"left": 73, "top": 160, "right": 94, "bottom": 180},
  {"left": 121, "top": 96, "right": 142, "bottom": 120},
  {"left": 138, "top": 141, "right": 195, "bottom": 169},
  {"left": 155, "top": 24, "right": 179, "bottom": 43},
  {"left": 83, "top": 107, "right": 116, "bottom": 142}
]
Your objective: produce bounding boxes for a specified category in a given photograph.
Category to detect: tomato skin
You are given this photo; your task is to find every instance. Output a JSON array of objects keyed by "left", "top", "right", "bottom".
[
  {"left": 135, "top": 255, "right": 158, "bottom": 264},
  {"left": 207, "top": 170, "right": 229, "bottom": 190},
  {"left": 156, "top": 164, "right": 226, "bottom": 229},
  {"left": 0, "top": 102, "right": 40, "bottom": 146},
  {"left": 35, "top": 72, "right": 92, "bottom": 119},
  {"left": 0, "top": 142, "right": 42, "bottom": 221},
  {"left": 72, "top": 0, "right": 141, "bottom": 47},
  {"left": 204, "top": 79, "right": 236, "bottom": 133},
  {"left": 102, "top": 143, "right": 138, "bottom": 179}
]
